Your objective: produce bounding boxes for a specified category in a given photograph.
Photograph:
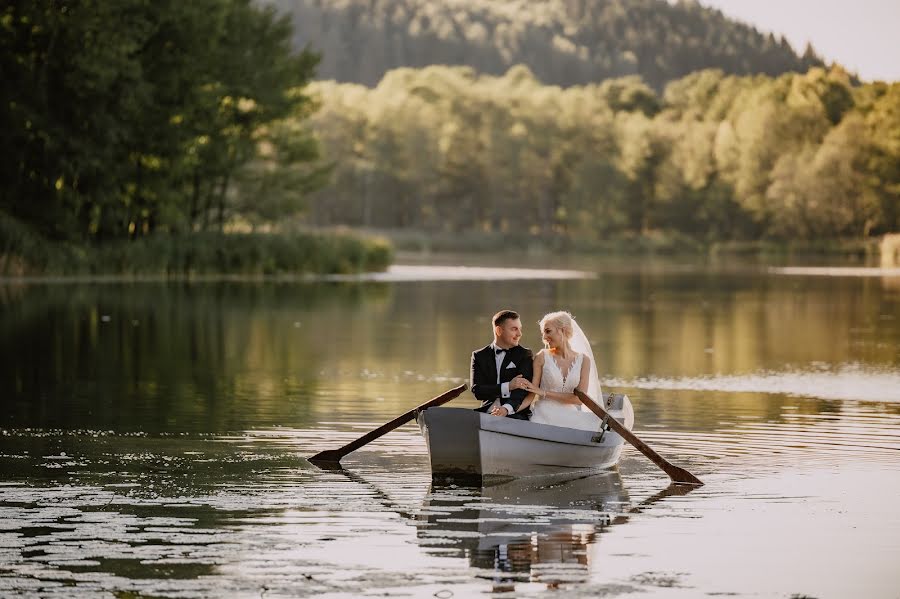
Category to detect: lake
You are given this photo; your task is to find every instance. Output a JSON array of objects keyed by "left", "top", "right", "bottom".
[{"left": 1, "top": 254, "right": 899, "bottom": 598}]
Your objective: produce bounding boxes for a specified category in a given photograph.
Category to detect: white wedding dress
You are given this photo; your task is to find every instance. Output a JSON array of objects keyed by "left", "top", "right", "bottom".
[{"left": 530, "top": 351, "right": 604, "bottom": 431}]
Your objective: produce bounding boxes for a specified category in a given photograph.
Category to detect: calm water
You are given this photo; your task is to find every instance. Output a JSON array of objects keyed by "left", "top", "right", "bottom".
[{"left": 1, "top": 255, "right": 899, "bottom": 598}]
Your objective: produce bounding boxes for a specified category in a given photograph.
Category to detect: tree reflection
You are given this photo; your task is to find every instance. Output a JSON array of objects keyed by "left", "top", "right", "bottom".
[
  {"left": 2, "top": 262, "right": 896, "bottom": 435},
  {"left": 0, "top": 281, "right": 390, "bottom": 432}
]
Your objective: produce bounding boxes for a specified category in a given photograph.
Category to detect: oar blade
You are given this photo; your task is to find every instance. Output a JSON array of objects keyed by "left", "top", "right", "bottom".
[
  {"left": 307, "top": 383, "right": 468, "bottom": 467},
  {"left": 666, "top": 464, "right": 704, "bottom": 486},
  {"left": 574, "top": 389, "right": 703, "bottom": 486},
  {"left": 309, "top": 449, "right": 345, "bottom": 466}
]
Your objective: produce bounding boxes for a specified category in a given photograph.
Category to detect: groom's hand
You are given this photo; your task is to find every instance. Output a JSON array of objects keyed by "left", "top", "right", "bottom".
[
  {"left": 508, "top": 375, "right": 529, "bottom": 390},
  {"left": 490, "top": 406, "right": 509, "bottom": 417}
]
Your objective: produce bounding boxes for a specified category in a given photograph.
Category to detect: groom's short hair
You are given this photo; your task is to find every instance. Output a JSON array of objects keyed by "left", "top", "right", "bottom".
[{"left": 492, "top": 310, "right": 520, "bottom": 327}]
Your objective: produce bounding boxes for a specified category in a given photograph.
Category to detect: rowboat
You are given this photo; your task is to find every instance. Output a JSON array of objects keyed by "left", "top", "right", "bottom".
[
  {"left": 311, "top": 383, "right": 699, "bottom": 486},
  {"left": 416, "top": 393, "right": 634, "bottom": 478}
]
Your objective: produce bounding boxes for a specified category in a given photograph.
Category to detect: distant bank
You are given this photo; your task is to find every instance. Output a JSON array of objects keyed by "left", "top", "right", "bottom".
[
  {"left": 367, "top": 227, "right": 894, "bottom": 264},
  {"left": 1, "top": 217, "right": 392, "bottom": 278}
]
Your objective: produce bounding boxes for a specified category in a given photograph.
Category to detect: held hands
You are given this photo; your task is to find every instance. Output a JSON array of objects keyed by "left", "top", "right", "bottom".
[
  {"left": 523, "top": 381, "right": 545, "bottom": 397},
  {"left": 508, "top": 375, "right": 530, "bottom": 391},
  {"left": 492, "top": 376, "right": 540, "bottom": 416},
  {"left": 510, "top": 375, "right": 547, "bottom": 396}
]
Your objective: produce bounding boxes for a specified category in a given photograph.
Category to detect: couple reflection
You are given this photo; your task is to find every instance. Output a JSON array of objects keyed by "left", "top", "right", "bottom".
[{"left": 415, "top": 471, "right": 691, "bottom": 592}]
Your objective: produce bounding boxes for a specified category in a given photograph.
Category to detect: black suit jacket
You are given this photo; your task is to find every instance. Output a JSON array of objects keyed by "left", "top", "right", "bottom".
[{"left": 470, "top": 344, "right": 534, "bottom": 417}]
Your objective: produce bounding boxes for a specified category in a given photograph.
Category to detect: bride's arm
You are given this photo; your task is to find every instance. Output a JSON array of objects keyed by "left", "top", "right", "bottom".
[
  {"left": 516, "top": 351, "right": 544, "bottom": 412},
  {"left": 570, "top": 354, "right": 593, "bottom": 404}
]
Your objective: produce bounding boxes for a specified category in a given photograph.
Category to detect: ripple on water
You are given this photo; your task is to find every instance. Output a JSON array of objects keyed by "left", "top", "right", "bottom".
[
  {"left": 607, "top": 363, "right": 900, "bottom": 403},
  {"left": 1, "top": 413, "right": 899, "bottom": 597},
  {"left": 632, "top": 402, "right": 900, "bottom": 474}
]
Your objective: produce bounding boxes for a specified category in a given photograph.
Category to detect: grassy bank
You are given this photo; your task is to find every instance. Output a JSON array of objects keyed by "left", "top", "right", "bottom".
[
  {"left": 1, "top": 215, "right": 392, "bottom": 277},
  {"left": 372, "top": 227, "right": 883, "bottom": 262}
]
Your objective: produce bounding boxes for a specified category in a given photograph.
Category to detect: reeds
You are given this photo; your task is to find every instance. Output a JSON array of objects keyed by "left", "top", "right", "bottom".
[{"left": 1, "top": 214, "right": 392, "bottom": 277}]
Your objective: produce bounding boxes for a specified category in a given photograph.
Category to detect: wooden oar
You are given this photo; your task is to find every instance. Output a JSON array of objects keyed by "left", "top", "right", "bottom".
[
  {"left": 574, "top": 389, "right": 703, "bottom": 486},
  {"left": 309, "top": 383, "right": 468, "bottom": 466}
]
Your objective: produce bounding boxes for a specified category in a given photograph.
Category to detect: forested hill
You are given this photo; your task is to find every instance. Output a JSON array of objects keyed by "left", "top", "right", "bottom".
[{"left": 265, "top": 0, "right": 824, "bottom": 90}]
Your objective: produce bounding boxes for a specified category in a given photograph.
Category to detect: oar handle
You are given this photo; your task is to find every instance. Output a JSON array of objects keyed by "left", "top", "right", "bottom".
[
  {"left": 309, "top": 383, "right": 468, "bottom": 465},
  {"left": 574, "top": 389, "right": 703, "bottom": 486}
]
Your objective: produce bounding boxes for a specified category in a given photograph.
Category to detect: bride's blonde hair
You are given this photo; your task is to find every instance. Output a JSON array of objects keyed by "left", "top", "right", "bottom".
[{"left": 539, "top": 311, "right": 575, "bottom": 339}]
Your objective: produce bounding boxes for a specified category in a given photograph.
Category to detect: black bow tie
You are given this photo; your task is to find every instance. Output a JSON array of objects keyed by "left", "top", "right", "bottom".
[{"left": 496, "top": 347, "right": 509, "bottom": 354}]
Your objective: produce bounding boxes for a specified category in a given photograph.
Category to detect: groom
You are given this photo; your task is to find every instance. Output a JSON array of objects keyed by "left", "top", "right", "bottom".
[{"left": 470, "top": 309, "right": 534, "bottom": 420}]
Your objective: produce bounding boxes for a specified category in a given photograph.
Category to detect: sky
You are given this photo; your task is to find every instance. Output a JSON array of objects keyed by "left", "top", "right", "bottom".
[{"left": 697, "top": 0, "right": 900, "bottom": 81}]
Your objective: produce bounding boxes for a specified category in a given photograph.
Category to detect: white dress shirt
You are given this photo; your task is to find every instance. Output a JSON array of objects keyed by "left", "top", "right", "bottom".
[{"left": 492, "top": 344, "right": 516, "bottom": 415}]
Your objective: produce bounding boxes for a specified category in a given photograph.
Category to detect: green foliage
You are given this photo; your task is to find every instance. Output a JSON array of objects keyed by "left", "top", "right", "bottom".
[
  {"left": 858, "top": 83, "right": 900, "bottom": 231},
  {"left": 599, "top": 77, "right": 661, "bottom": 116},
  {"left": 266, "top": 0, "right": 823, "bottom": 90},
  {"left": 86, "top": 232, "right": 393, "bottom": 276},
  {"left": 1, "top": 0, "right": 325, "bottom": 251},
  {"left": 0, "top": 222, "right": 392, "bottom": 276},
  {"left": 0, "top": 211, "right": 76, "bottom": 275},
  {"left": 300, "top": 65, "right": 899, "bottom": 242}
]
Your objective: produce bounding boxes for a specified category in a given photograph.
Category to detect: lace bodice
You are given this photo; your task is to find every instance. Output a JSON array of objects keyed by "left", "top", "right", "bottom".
[
  {"left": 531, "top": 350, "right": 601, "bottom": 430},
  {"left": 540, "top": 351, "right": 583, "bottom": 394}
]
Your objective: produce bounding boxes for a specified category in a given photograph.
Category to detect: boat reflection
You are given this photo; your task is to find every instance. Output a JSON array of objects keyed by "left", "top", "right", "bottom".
[{"left": 414, "top": 471, "right": 693, "bottom": 592}]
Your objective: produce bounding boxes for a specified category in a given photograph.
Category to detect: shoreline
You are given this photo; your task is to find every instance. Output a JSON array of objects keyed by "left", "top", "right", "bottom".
[
  {"left": 4, "top": 261, "right": 900, "bottom": 286},
  {"left": 354, "top": 227, "right": 890, "bottom": 262},
  {"left": 3, "top": 227, "right": 897, "bottom": 281}
]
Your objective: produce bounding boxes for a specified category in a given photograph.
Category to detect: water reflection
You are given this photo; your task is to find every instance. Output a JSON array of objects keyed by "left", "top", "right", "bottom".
[
  {"left": 2, "top": 260, "right": 899, "bottom": 596},
  {"left": 2, "top": 259, "right": 897, "bottom": 436},
  {"left": 0, "top": 281, "right": 392, "bottom": 432},
  {"left": 414, "top": 471, "right": 695, "bottom": 592},
  {"left": 0, "top": 420, "right": 896, "bottom": 597}
]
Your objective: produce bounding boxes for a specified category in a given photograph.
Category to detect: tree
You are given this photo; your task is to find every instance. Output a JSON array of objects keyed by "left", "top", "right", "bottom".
[
  {"left": 0, "top": 0, "right": 323, "bottom": 243},
  {"left": 296, "top": 63, "right": 891, "bottom": 244},
  {"left": 267, "top": 0, "right": 822, "bottom": 91},
  {"left": 860, "top": 83, "right": 900, "bottom": 233}
]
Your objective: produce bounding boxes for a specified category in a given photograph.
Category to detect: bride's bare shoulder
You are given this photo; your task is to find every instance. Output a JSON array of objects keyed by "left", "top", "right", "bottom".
[{"left": 533, "top": 349, "right": 546, "bottom": 362}]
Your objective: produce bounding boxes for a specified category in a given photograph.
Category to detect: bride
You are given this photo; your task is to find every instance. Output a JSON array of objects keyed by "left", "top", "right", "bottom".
[{"left": 517, "top": 311, "right": 604, "bottom": 431}]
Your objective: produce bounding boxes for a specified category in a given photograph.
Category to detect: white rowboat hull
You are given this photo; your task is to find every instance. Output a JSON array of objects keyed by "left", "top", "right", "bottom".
[{"left": 417, "top": 394, "right": 633, "bottom": 478}]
